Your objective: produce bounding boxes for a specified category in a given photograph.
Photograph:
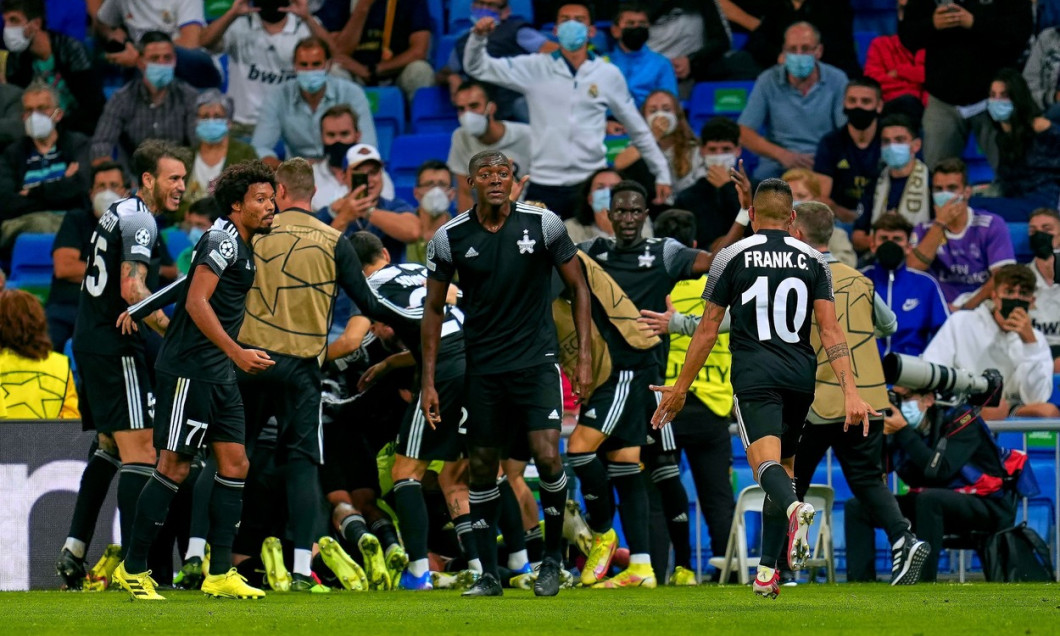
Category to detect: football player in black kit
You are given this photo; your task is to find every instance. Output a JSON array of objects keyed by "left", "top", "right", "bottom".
[
  {"left": 423, "top": 150, "right": 593, "bottom": 597},
  {"left": 56, "top": 140, "right": 186, "bottom": 589},
  {"left": 652, "top": 178, "right": 877, "bottom": 599},
  {"left": 113, "top": 161, "right": 277, "bottom": 601},
  {"left": 571, "top": 180, "right": 718, "bottom": 589}
]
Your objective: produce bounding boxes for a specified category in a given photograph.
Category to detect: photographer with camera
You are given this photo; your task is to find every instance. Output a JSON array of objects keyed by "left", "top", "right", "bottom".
[
  {"left": 922, "top": 264, "right": 1059, "bottom": 420},
  {"left": 844, "top": 381, "right": 1021, "bottom": 583}
]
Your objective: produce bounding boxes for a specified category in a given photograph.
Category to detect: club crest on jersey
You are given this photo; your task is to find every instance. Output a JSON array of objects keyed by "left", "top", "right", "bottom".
[
  {"left": 134, "top": 227, "right": 152, "bottom": 247},
  {"left": 638, "top": 246, "right": 655, "bottom": 268},
  {"left": 517, "top": 229, "right": 536, "bottom": 254}
]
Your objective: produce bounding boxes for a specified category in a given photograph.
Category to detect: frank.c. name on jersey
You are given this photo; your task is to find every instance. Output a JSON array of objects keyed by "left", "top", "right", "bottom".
[{"left": 744, "top": 250, "right": 810, "bottom": 270}]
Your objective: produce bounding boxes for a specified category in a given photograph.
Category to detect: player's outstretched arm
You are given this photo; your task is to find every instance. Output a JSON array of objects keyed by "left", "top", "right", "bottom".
[
  {"left": 420, "top": 278, "right": 448, "bottom": 428},
  {"left": 119, "top": 261, "right": 169, "bottom": 336},
  {"left": 814, "top": 298, "right": 879, "bottom": 436},
  {"left": 325, "top": 316, "right": 372, "bottom": 362},
  {"left": 185, "top": 264, "right": 274, "bottom": 374},
  {"left": 650, "top": 300, "right": 726, "bottom": 429},
  {"left": 556, "top": 256, "right": 593, "bottom": 402}
]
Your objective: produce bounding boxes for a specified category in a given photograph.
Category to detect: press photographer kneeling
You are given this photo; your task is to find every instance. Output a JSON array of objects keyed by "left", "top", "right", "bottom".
[{"left": 844, "top": 355, "right": 1033, "bottom": 582}]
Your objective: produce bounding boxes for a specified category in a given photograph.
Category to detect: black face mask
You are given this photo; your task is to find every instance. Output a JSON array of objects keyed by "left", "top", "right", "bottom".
[
  {"left": 844, "top": 107, "right": 877, "bottom": 131},
  {"left": 256, "top": 0, "right": 289, "bottom": 24},
  {"left": 875, "top": 240, "right": 905, "bottom": 270},
  {"left": 324, "top": 141, "right": 353, "bottom": 169},
  {"left": 620, "top": 27, "right": 650, "bottom": 52},
  {"left": 1030, "top": 231, "right": 1056, "bottom": 260},
  {"left": 1000, "top": 297, "right": 1031, "bottom": 319}
]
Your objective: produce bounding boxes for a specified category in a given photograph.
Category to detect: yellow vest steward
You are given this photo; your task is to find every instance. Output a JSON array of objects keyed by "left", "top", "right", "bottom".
[
  {"left": 0, "top": 349, "right": 79, "bottom": 419},
  {"left": 238, "top": 210, "right": 343, "bottom": 360},
  {"left": 809, "top": 260, "right": 891, "bottom": 422},
  {"left": 665, "top": 275, "right": 733, "bottom": 418}
]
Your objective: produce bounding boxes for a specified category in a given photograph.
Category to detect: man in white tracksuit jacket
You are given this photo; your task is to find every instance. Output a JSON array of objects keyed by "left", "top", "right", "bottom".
[{"left": 922, "top": 263, "right": 1059, "bottom": 420}]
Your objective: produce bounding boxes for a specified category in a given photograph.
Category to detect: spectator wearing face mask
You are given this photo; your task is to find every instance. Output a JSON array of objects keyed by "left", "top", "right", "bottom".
[
  {"left": 174, "top": 196, "right": 220, "bottom": 275},
  {"left": 177, "top": 89, "right": 257, "bottom": 221},
  {"left": 813, "top": 78, "right": 883, "bottom": 224},
  {"left": 908, "top": 158, "right": 1015, "bottom": 310},
  {"left": 447, "top": 80, "right": 532, "bottom": 213},
  {"left": 45, "top": 161, "right": 129, "bottom": 351},
  {"left": 2, "top": 0, "right": 105, "bottom": 137},
  {"left": 608, "top": 3, "right": 677, "bottom": 108},
  {"left": 1025, "top": 208, "right": 1060, "bottom": 370},
  {"left": 614, "top": 90, "right": 698, "bottom": 206},
  {"left": 0, "top": 81, "right": 89, "bottom": 239},
  {"left": 860, "top": 212, "right": 948, "bottom": 358},
  {"left": 782, "top": 168, "right": 856, "bottom": 266},
  {"left": 311, "top": 104, "right": 396, "bottom": 212},
  {"left": 738, "top": 22, "right": 847, "bottom": 181},
  {"left": 970, "top": 70, "right": 1060, "bottom": 223},
  {"left": 251, "top": 36, "right": 377, "bottom": 169},
  {"left": 852, "top": 114, "right": 931, "bottom": 253},
  {"left": 564, "top": 167, "right": 623, "bottom": 243},
  {"left": 924, "top": 263, "right": 1059, "bottom": 420},
  {"left": 673, "top": 117, "right": 747, "bottom": 252},
  {"left": 405, "top": 160, "right": 457, "bottom": 266}
]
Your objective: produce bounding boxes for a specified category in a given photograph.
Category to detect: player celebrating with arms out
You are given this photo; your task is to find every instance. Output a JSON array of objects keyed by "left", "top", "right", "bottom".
[
  {"left": 114, "top": 162, "right": 278, "bottom": 601},
  {"left": 422, "top": 150, "right": 593, "bottom": 597},
  {"left": 651, "top": 179, "right": 877, "bottom": 599}
]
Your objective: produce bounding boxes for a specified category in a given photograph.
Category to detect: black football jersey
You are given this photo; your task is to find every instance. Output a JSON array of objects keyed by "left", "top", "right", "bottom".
[
  {"left": 156, "top": 218, "right": 256, "bottom": 384},
  {"left": 367, "top": 262, "right": 465, "bottom": 382},
  {"left": 579, "top": 237, "right": 699, "bottom": 370},
  {"left": 702, "top": 229, "right": 834, "bottom": 394},
  {"left": 73, "top": 196, "right": 160, "bottom": 355},
  {"left": 426, "top": 202, "right": 577, "bottom": 375}
]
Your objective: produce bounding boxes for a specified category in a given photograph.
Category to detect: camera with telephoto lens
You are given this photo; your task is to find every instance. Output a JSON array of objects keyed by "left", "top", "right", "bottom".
[{"left": 882, "top": 353, "right": 1003, "bottom": 407}]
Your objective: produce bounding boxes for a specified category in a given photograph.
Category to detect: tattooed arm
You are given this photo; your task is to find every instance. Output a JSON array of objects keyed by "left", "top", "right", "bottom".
[
  {"left": 814, "top": 298, "right": 877, "bottom": 436},
  {"left": 120, "top": 261, "right": 169, "bottom": 336}
]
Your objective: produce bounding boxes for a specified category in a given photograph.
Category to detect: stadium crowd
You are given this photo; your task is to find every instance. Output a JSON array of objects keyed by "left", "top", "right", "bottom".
[{"left": 0, "top": 0, "right": 1056, "bottom": 595}]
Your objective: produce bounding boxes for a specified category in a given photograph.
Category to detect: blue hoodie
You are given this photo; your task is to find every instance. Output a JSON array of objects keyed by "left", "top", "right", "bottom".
[{"left": 861, "top": 261, "right": 950, "bottom": 358}]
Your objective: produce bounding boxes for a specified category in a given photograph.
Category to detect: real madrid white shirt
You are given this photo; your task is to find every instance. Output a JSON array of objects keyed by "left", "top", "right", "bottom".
[
  {"left": 462, "top": 32, "right": 672, "bottom": 188},
  {"left": 221, "top": 13, "right": 310, "bottom": 126},
  {"left": 1029, "top": 258, "right": 1060, "bottom": 351},
  {"left": 98, "top": 0, "right": 205, "bottom": 43}
]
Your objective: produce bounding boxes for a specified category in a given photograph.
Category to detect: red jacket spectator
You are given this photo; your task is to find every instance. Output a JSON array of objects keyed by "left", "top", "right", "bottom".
[{"left": 864, "top": 35, "right": 926, "bottom": 106}]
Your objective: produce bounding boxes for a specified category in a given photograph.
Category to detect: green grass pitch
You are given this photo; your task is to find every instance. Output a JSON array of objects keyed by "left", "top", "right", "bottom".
[{"left": 2, "top": 584, "right": 1058, "bottom": 635}]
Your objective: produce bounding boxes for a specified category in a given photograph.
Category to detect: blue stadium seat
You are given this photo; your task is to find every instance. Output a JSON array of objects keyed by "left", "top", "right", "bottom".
[
  {"left": 1009, "top": 222, "right": 1031, "bottom": 262},
  {"left": 962, "top": 135, "right": 986, "bottom": 160},
  {"left": 966, "top": 161, "right": 995, "bottom": 186},
  {"left": 688, "top": 81, "right": 755, "bottom": 134},
  {"left": 435, "top": 32, "right": 462, "bottom": 70},
  {"left": 449, "top": 0, "right": 534, "bottom": 33},
  {"left": 365, "top": 87, "right": 406, "bottom": 161},
  {"left": 161, "top": 227, "right": 192, "bottom": 262},
  {"left": 427, "top": 0, "right": 445, "bottom": 42},
  {"left": 854, "top": 31, "right": 876, "bottom": 69},
  {"left": 46, "top": 0, "right": 87, "bottom": 41},
  {"left": 851, "top": 0, "right": 898, "bottom": 35},
  {"left": 388, "top": 133, "right": 454, "bottom": 203},
  {"left": 7, "top": 233, "right": 55, "bottom": 290},
  {"left": 731, "top": 32, "right": 748, "bottom": 50},
  {"left": 411, "top": 86, "right": 459, "bottom": 134}
]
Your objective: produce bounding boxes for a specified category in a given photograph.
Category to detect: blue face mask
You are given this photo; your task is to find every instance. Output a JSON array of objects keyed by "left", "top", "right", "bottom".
[
  {"left": 881, "top": 143, "right": 911, "bottom": 170},
  {"left": 932, "top": 190, "right": 959, "bottom": 207},
  {"left": 144, "top": 63, "right": 175, "bottom": 89},
  {"left": 296, "top": 69, "right": 327, "bottom": 94},
  {"left": 987, "top": 98, "right": 1014, "bottom": 122},
  {"left": 187, "top": 227, "right": 206, "bottom": 246},
  {"left": 784, "top": 53, "right": 816, "bottom": 79},
  {"left": 591, "top": 187, "right": 610, "bottom": 213},
  {"left": 470, "top": 7, "right": 500, "bottom": 23},
  {"left": 900, "top": 400, "right": 924, "bottom": 428},
  {"left": 557, "top": 20, "right": 588, "bottom": 52},
  {"left": 196, "top": 118, "right": 229, "bottom": 143}
]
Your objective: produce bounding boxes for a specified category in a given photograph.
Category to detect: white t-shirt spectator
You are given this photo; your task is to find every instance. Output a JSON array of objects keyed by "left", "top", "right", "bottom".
[
  {"left": 1030, "top": 261, "right": 1060, "bottom": 351},
  {"left": 310, "top": 161, "right": 396, "bottom": 212},
  {"left": 98, "top": 0, "right": 205, "bottom": 43},
  {"left": 222, "top": 14, "right": 310, "bottom": 126},
  {"left": 447, "top": 121, "right": 534, "bottom": 182}
]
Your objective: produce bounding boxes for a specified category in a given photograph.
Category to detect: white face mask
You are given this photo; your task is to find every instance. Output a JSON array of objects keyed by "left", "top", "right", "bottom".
[
  {"left": 702, "top": 152, "right": 737, "bottom": 171},
  {"left": 420, "top": 186, "right": 451, "bottom": 216},
  {"left": 92, "top": 189, "right": 123, "bottom": 218},
  {"left": 459, "top": 111, "right": 489, "bottom": 137},
  {"left": 3, "top": 25, "right": 31, "bottom": 53},
  {"left": 24, "top": 111, "right": 54, "bottom": 139},
  {"left": 647, "top": 110, "right": 678, "bottom": 135}
]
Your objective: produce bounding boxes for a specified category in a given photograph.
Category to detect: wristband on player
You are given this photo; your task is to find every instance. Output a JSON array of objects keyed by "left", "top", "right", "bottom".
[{"left": 735, "top": 207, "right": 750, "bottom": 226}]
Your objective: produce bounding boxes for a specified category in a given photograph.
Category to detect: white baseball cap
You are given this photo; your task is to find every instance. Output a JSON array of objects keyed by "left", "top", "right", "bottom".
[{"left": 344, "top": 143, "right": 383, "bottom": 169}]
